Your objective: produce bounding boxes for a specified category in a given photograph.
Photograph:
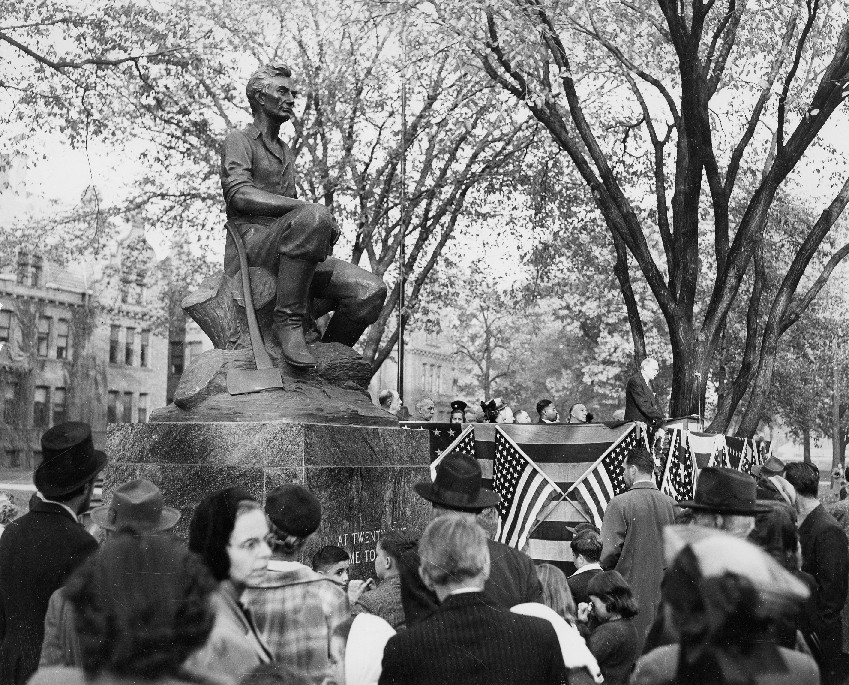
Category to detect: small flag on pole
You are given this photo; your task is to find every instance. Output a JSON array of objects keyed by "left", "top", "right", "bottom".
[
  {"left": 430, "top": 425, "right": 476, "bottom": 481},
  {"left": 566, "top": 424, "right": 640, "bottom": 528},
  {"left": 492, "top": 427, "right": 563, "bottom": 551}
]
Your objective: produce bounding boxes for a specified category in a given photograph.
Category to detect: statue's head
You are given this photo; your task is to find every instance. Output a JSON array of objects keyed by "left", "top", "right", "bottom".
[{"left": 246, "top": 63, "right": 296, "bottom": 116}]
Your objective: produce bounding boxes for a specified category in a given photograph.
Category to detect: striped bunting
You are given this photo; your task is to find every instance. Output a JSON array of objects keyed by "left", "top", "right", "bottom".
[
  {"left": 492, "top": 427, "right": 562, "bottom": 551},
  {"left": 472, "top": 422, "right": 643, "bottom": 575}
]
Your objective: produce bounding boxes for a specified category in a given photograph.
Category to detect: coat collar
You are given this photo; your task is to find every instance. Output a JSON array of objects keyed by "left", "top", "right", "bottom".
[
  {"left": 629, "top": 481, "right": 659, "bottom": 491},
  {"left": 29, "top": 495, "right": 79, "bottom": 522},
  {"left": 244, "top": 123, "right": 287, "bottom": 162}
]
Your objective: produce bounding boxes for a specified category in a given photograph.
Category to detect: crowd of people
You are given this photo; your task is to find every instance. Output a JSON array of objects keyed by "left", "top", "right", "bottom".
[
  {"left": 379, "top": 391, "right": 602, "bottom": 426},
  {"left": 0, "top": 420, "right": 846, "bottom": 684}
]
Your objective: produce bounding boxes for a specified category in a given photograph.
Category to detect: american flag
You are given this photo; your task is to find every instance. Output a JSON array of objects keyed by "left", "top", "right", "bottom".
[
  {"left": 430, "top": 425, "right": 476, "bottom": 480},
  {"left": 492, "top": 427, "right": 562, "bottom": 551},
  {"left": 566, "top": 424, "right": 640, "bottom": 528},
  {"left": 659, "top": 429, "right": 695, "bottom": 501},
  {"left": 401, "top": 422, "right": 468, "bottom": 461},
  {"left": 738, "top": 439, "right": 763, "bottom": 475},
  {"left": 471, "top": 422, "right": 663, "bottom": 574}
]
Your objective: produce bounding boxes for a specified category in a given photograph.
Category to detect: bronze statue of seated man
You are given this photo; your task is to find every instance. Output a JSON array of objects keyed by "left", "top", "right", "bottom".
[{"left": 220, "top": 62, "right": 386, "bottom": 368}]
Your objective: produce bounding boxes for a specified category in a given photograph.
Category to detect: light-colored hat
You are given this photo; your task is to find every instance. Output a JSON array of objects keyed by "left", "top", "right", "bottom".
[{"left": 91, "top": 479, "right": 180, "bottom": 533}]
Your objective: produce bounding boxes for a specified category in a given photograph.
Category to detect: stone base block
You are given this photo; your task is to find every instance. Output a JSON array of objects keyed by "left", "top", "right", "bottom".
[{"left": 105, "top": 422, "right": 431, "bottom": 579}]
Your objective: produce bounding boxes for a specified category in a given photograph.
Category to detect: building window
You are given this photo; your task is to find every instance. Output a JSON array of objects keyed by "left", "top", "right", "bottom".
[
  {"left": 0, "top": 309, "right": 11, "bottom": 343},
  {"left": 107, "top": 390, "right": 119, "bottom": 423},
  {"left": 138, "top": 393, "right": 148, "bottom": 423},
  {"left": 52, "top": 387, "right": 66, "bottom": 425},
  {"left": 17, "top": 250, "right": 43, "bottom": 287},
  {"left": 56, "top": 319, "right": 70, "bottom": 360},
  {"left": 170, "top": 340, "right": 184, "bottom": 375},
  {"left": 125, "top": 328, "right": 135, "bottom": 366},
  {"left": 3, "top": 381, "right": 19, "bottom": 425},
  {"left": 37, "top": 317, "right": 51, "bottom": 357},
  {"left": 33, "top": 386, "right": 49, "bottom": 427},
  {"left": 436, "top": 365, "right": 443, "bottom": 394},
  {"left": 123, "top": 392, "right": 133, "bottom": 423},
  {"left": 140, "top": 330, "right": 150, "bottom": 367},
  {"left": 109, "top": 325, "right": 121, "bottom": 364},
  {"left": 5, "top": 450, "right": 19, "bottom": 469}
]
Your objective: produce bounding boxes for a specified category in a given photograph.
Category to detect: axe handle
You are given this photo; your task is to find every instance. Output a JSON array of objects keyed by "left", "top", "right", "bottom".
[{"left": 225, "top": 222, "right": 275, "bottom": 371}]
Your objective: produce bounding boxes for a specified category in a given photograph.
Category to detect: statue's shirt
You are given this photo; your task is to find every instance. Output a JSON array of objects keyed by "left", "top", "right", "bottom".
[{"left": 220, "top": 123, "right": 297, "bottom": 222}]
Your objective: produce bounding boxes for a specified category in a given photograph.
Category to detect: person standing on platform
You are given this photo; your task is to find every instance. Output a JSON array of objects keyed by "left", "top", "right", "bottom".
[
  {"left": 600, "top": 447, "right": 675, "bottom": 651},
  {"left": 624, "top": 358, "right": 665, "bottom": 434},
  {"left": 449, "top": 400, "right": 467, "bottom": 425},
  {"left": 537, "top": 399, "right": 559, "bottom": 424},
  {"left": 415, "top": 397, "right": 435, "bottom": 422},
  {"left": 0, "top": 422, "right": 107, "bottom": 685}
]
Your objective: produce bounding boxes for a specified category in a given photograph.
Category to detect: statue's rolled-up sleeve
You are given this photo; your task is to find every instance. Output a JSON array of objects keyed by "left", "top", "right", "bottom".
[{"left": 220, "top": 131, "right": 255, "bottom": 208}]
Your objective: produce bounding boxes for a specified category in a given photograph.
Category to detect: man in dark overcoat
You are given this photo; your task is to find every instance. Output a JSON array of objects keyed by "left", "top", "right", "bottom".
[
  {"left": 600, "top": 447, "right": 675, "bottom": 652},
  {"left": 380, "top": 515, "right": 564, "bottom": 685},
  {"left": 624, "top": 358, "right": 664, "bottom": 432},
  {"left": 785, "top": 461, "right": 849, "bottom": 685},
  {"left": 398, "top": 452, "right": 542, "bottom": 626},
  {"left": 0, "top": 422, "right": 106, "bottom": 684}
]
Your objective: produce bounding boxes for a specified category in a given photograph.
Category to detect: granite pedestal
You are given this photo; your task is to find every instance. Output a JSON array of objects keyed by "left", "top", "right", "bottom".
[{"left": 105, "top": 422, "right": 431, "bottom": 579}]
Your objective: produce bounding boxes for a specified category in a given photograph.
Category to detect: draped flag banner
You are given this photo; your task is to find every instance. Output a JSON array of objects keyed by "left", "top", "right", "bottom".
[
  {"left": 401, "top": 422, "right": 467, "bottom": 460},
  {"left": 473, "top": 422, "right": 644, "bottom": 574},
  {"left": 401, "top": 420, "right": 770, "bottom": 575},
  {"left": 492, "top": 427, "right": 563, "bottom": 551},
  {"left": 658, "top": 429, "right": 696, "bottom": 501}
]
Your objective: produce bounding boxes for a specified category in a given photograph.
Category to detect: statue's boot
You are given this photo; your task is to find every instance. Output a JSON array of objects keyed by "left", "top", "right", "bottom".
[
  {"left": 322, "top": 311, "right": 368, "bottom": 348},
  {"left": 273, "top": 256, "right": 317, "bottom": 368}
]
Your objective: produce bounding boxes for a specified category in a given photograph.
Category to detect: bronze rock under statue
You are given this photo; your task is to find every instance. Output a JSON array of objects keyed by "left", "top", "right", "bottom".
[{"left": 155, "top": 63, "right": 393, "bottom": 426}]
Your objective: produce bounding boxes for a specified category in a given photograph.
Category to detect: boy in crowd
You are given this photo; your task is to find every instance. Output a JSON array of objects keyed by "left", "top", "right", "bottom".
[{"left": 313, "top": 545, "right": 372, "bottom": 604}]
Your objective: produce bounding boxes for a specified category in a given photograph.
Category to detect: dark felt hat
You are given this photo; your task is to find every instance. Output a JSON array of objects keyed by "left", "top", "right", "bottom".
[
  {"left": 752, "top": 455, "right": 785, "bottom": 478},
  {"left": 265, "top": 483, "right": 322, "bottom": 537},
  {"left": 415, "top": 452, "right": 500, "bottom": 512},
  {"left": 678, "top": 467, "right": 770, "bottom": 515},
  {"left": 91, "top": 479, "right": 180, "bottom": 532},
  {"left": 34, "top": 422, "right": 108, "bottom": 498},
  {"left": 450, "top": 400, "right": 468, "bottom": 412}
]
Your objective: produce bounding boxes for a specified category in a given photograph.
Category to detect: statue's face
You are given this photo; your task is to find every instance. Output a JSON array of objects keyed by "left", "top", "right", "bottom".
[{"left": 258, "top": 75, "right": 298, "bottom": 122}]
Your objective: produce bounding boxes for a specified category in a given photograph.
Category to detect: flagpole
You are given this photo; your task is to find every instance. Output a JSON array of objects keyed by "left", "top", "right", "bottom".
[{"left": 396, "top": 3, "right": 408, "bottom": 404}]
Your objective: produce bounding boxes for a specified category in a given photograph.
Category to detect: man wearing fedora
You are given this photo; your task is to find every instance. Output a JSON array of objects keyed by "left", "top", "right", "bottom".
[
  {"left": 0, "top": 422, "right": 107, "bottom": 685},
  {"left": 38, "top": 479, "right": 181, "bottom": 669},
  {"left": 642, "top": 467, "right": 770, "bottom": 654},
  {"left": 752, "top": 455, "right": 788, "bottom": 501},
  {"left": 243, "top": 484, "right": 349, "bottom": 684},
  {"left": 600, "top": 447, "right": 676, "bottom": 651},
  {"left": 399, "top": 452, "right": 542, "bottom": 626}
]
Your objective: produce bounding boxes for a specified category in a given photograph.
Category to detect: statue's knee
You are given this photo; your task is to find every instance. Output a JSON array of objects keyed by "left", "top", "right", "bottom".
[
  {"left": 357, "top": 276, "right": 387, "bottom": 322},
  {"left": 294, "top": 203, "right": 335, "bottom": 233}
]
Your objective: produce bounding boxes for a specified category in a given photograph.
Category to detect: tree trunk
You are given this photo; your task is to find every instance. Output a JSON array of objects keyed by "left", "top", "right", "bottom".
[
  {"left": 833, "top": 336, "right": 843, "bottom": 472},
  {"left": 803, "top": 427, "right": 811, "bottom": 463}
]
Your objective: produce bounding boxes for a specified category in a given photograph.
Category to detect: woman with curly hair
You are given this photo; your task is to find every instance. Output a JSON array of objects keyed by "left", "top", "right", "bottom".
[
  {"left": 187, "top": 487, "right": 273, "bottom": 681},
  {"left": 28, "top": 533, "right": 218, "bottom": 684}
]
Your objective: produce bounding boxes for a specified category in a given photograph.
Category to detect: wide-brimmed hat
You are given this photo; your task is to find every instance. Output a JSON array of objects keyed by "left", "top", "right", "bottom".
[
  {"left": 752, "top": 455, "right": 785, "bottom": 478},
  {"left": 677, "top": 467, "right": 770, "bottom": 515},
  {"left": 91, "top": 479, "right": 180, "bottom": 532},
  {"left": 415, "top": 452, "right": 501, "bottom": 512},
  {"left": 34, "top": 422, "right": 108, "bottom": 498}
]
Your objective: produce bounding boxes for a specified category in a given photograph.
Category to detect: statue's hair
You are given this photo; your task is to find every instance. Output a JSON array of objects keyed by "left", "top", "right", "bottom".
[{"left": 246, "top": 63, "right": 293, "bottom": 114}]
